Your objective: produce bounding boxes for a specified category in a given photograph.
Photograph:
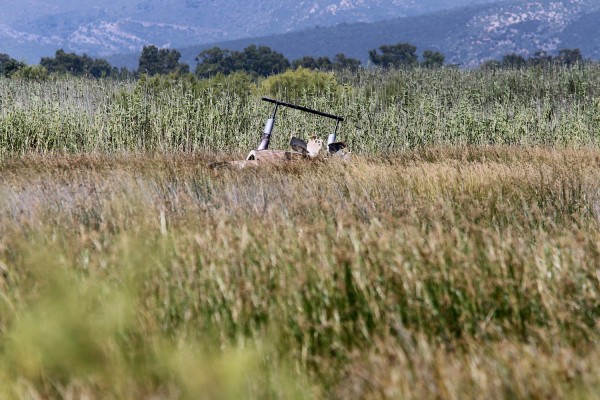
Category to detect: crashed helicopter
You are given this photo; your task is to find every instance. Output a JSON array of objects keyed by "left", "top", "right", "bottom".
[{"left": 213, "top": 97, "right": 349, "bottom": 168}]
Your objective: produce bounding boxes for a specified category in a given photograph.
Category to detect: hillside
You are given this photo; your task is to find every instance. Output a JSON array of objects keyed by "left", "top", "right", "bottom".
[
  {"left": 106, "top": 0, "right": 600, "bottom": 69},
  {"left": 0, "top": 0, "right": 500, "bottom": 64},
  {"left": 560, "top": 9, "right": 600, "bottom": 60}
]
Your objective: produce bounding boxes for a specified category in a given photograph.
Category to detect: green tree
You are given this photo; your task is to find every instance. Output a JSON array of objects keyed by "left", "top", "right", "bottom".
[
  {"left": 195, "top": 47, "right": 240, "bottom": 78},
  {"left": 527, "top": 50, "right": 553, "bottom": 67},
  {"left": 556, "top": 48, "right": 582, "bottom": 67},
  {"left": 11, "top": 65, "right": 48, "bottom": 81},
  {"left": 0, "top": 53, "right": 26, "bottom": 77},
  {"left": 239, "top": 45, "right": 290, "bottom": 77},
  {"left": 88, "top": 59, "right": 113, "bottom": 78},
  {"left": 195, "top": 45, "right": 289, "bottom": 78},
  {"left": 292, "top": 56, "right": 320, "bottom": 70},
  {"left": 116, "top": 67, "right": 135, "bottom": 80},
  {"left": 501, "top": 53, "right": 527, "bottom": 69},
  {"left": 316, "top": 56, "right": 333, "bottom": 70},
  {"left": 41, "top": 49, "right": 85, "bottom": 75},
  {"left": 138, "top": 45, "right": 189, "bottom": 76},
  {"left": 40, "top": 49, "right": 117, "bottom": 77},
  {"left": 480, "top": 59, "right": 501, "bottom": 70},
  {"left": 332, "top": 53, "right": 361, "bottom": 71},
  {"left": 421, "top": 50, "right": 445, "bottom": 68},
  {"left": 369, "top": 42, "right": 418, "bottom": 68},
  {"left": 292, "top": 56, "right": 332, "bottom": 70}
]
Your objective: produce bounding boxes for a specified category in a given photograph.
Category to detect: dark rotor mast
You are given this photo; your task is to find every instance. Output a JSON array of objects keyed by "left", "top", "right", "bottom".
[{"left": 257, "top": 97, "right": 344, "bottom": 150}]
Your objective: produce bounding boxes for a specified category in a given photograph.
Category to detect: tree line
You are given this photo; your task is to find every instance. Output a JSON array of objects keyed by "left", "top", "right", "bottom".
[
  {"left": 0, "top": 50, "right": 130, "bottom": 80},
  {"left": 0, "top": 43, "right": 589, "bottom": 80},
  {"left": 0, "top": 43, "right": 447, "bottom": 79},
  {"left": 481, "top": 49, "right": 584, "bottom": 70}
]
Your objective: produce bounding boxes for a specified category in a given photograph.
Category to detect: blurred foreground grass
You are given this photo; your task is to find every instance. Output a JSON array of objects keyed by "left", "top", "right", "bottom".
[{"left": 0, "top": 147, "right": 599, "bottom": 399}]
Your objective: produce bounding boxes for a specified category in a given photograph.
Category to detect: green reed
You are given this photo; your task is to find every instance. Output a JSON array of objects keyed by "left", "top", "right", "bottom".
[{"left": 2, "top": 66, "right": 600, "bottom": 158}]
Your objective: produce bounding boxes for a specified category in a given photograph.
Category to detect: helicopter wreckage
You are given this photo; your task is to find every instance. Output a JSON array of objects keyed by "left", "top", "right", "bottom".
[{"left": 212, "top": 97, "right": 350, "bottom": 168}]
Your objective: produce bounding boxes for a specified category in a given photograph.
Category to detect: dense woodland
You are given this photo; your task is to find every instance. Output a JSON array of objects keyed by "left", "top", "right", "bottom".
[{"left": 0, "top": 42, "right": 589, "bottom": 81}]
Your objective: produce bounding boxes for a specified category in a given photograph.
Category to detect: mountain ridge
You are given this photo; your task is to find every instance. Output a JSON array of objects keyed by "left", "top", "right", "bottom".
[
  {"left": 0, "top": 0, "right": 501, "bottom": 63},
  {"left": 107, "top": 0, "right": 600, "bottom": 69},
  {"left": 2, "top": 0, "right": 599, "bottom": 69}
]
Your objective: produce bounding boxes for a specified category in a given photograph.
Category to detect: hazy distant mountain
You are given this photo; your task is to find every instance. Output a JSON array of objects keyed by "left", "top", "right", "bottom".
[
  {"left": 105, "top": 0, "right": 598, "bottom": 69},
  {"left": 3, "top": 0, "right": 599, "bottom": 69},
  {"left": 0, "top": 0, "right": 501, "bottom": 63}
]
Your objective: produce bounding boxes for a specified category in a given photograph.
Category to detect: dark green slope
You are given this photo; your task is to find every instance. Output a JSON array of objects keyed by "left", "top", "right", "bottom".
[
  {"left": 181, "top": 5, "right": 486, "bottom": 65},
  {"left": 106, "top": 4, "right": 490, "bottom": 69},
  {"left": 106, "top": 0, "right": 600, "bottom": 70},
  {"left": 561, "top": 11, "right": 600, "bottom": 59}
]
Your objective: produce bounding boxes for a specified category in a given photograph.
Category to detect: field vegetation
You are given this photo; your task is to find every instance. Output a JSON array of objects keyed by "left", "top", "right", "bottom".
[
  {"left": 1, "top": 66, "right": 600, "bottom": 398},
  {"left": 2, "top": 65, "right": 600, "bottom": 156}
]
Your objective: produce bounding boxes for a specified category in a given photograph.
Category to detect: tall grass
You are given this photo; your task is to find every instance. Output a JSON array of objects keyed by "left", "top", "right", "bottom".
[
  {"left": 2, "top": 66, "right": 600, "bottom": 157},
  {"left": 2, "top": 66, "right": 600, "bottom": 397},
  {"left": 1, "top": 148, "right": 599, "bottom": 398}
]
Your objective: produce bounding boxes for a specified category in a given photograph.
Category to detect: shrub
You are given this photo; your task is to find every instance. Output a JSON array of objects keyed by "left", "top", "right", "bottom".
[
  {"left": 11, "top": 65, "right": 49, "bottom": 81},
  {"left": 259, "top": 67, "right": 341, "bottom": 101}
]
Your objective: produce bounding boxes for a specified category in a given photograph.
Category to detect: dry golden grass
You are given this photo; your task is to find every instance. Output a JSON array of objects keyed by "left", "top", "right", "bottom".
[{"left": 0, "top": 147, "right": 599, "bottom": 399}]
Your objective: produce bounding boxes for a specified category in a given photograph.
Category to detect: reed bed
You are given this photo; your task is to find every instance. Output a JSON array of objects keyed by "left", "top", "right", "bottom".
[
  {"left": 2, "top": 66, "right": 600, "bottom": 398},
  {"left": 0, "top": 148, "right": 599, "bottom": 398},
  {"left": 2, "top": 66, "right": 600, "bottom": 158}
]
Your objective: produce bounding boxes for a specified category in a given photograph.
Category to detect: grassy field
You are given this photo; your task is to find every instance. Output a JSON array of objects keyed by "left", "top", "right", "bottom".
[{"left": 1, "top": 68, "right": 600, "bottom": 398}]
